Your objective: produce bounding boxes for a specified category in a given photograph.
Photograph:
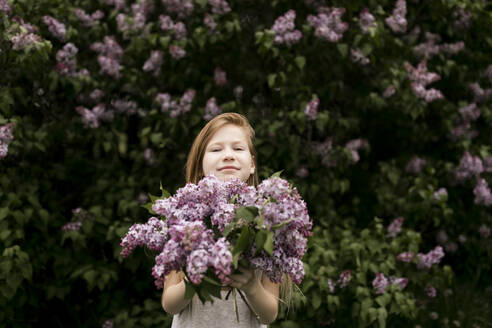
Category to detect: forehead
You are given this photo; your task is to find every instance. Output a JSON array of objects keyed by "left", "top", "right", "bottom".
[{"left": 207, "top": 124, "right": 248, "bottom": 145}]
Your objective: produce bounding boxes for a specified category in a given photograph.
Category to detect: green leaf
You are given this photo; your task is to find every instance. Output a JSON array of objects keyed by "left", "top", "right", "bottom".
[
  {"left": 160, "top": 181, "right": 171, "bottom": 198},
  {"left": 233, "top": 226, "right": 254, "bottom": 255},
  {"left": 295, "top": 56, "right": 306, "bottom": 70},
  {"left": 184, "top": 281, "right": 196, "bottom": 300},
  {"left": 270, "top": 170, "right": 284, "bottom": 178},
  {"left": 272, "top": 218, "right": 295, "bottom": 230},
  {"left": 0, "top": 207, "right": 8, "bottom": 221},
  {"left": 264, "top": 231, "right": 274, "bottom": 256},
  {"left": 255, "top": 230, "right": 268, "bottom": 255},
  {"left": 337, "top": 43, "right": 348, "bottom": 58},
  {"left": 234, "top": 206, "right": 258, "bottom": 223},
  {"left": 202, "top": 275, "right": 222, "bottom": 287},
  {"left": 378, "top": 307, "right": 387, "bottom": 328},
  {"left": 268, "top": 74, "right": 276, "bottom": 88}
]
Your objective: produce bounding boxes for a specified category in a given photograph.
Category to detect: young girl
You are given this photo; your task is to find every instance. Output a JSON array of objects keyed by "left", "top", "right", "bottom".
[{"left": 161, "top": 113, "right": 294, "bottom": 327}]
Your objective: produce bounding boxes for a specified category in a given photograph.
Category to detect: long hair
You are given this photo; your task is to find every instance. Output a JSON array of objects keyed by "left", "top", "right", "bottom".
[
  {"left": 185, "top": 112, "right": 258, "bottom": 186},
  {"left": 181, "top": 112, "right": 295, "bottom": 319}
]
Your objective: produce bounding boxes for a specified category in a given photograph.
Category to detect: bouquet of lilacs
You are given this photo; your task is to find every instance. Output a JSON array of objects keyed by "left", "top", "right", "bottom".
[{"left": 120, "top": 172, "right": 312, "bottom": 313}]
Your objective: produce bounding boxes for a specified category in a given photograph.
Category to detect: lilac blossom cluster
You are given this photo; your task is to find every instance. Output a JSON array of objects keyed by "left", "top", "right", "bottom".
[
  {"left": 385, "top": 0, "right": 407, "bottom": 33},
  {"left": 203, "top": 14, "right": 217, "bottom": 32},
  {"left": 433, "top": 188, "right": 448, "bottom": 201},
  {"left": 271, "top": 10, "right": 302, "bottom": 46},
  {"left": 0, "top": 0, "right": 11, "bottom": 14},
  {"left": 55, "top": 43, "right": 88, "bottom": 77},
  {"left": 453, "top": 151, "right": 483, "bottom": 183},
  {"left": 61, "top": 208, "right": 93, "bottom": 232},
  {"left": 203, "top": 97, "right": 221, "bottom": 121},
  {"left": 121, "top": 174, "right": 311, "bottom": 288},
  {"left": 161, "top": 0, "right": 194, "bottom": 19},
  {"left": 155, "top": 89, "right": 196, "bottom": 118},
  {"left": 404, "top": 61, "right": 444, "bottom": 102},
  {"left": 111, "top": 99, "right": 140, "bottom": 116},
  {"left": 449, "top": 103, "right": 480, "bottom": 141},
  {"left": 75, "top": 104, "right": 114, "bottom": 128},
  {"left": 304, "top": 97, "right": 319, "bottom": 121},
  {"left": 91, "top": 36, "right": 124, "bottom": 78},
  {"left": 169, "top": 44, "right": 186, "bottom": 59},
  {"left": 307, "top": 7, "right": 348, "bottom": 42},
  {"left": 473, "top": 178, "right": 492, "bottom": 206},
  {"left": 9, "top": 17, "right": 42, "bottom": 51},
  {"left": 326, "top": 270, "right": 351, "bottom": 293},
  {"left": 413, "top": 32, "right": 465, "bottom": 59},
  {"left": 350, "top": 48, "right": 370, "bottom": 66},
  {"left": 468, "top": 82, "right": 492, "bottom": 103},
  {"left": 405, "top": 155, "right": 427, "bottom": 174},
  {"left": 479, "top": 224, "right": 490, "bottom": 239},
  {"left": 104, "top": 0, "right": 126, "bottom": 12},
  {"left": 417, "top": 246, "right": 445, "bottom": 270},
  {"left": 387, "top": 217, "right": 403, "bottom": 238},
  {"left": 359, "top": 8, "right": 376, "bottom": 33},
  {"left": 372, "top": 273, "right": 408, "bottom": 294},
  {"left": 452, "top": 7, "right": 472, "bottom": 31},
  {"left": 345, "top": 138, "right": 369, "bottom": 163},
  {"left": 209, "top": 0, "right": 231, "bottom": 15},
  {"left": 312, "top": 137, "right": 336, "bottom": 167},
  {"left": 142, "top": 50, "right": 164, "bottom": 75},
  {"left": 42, "top": 15, "right": 66, "bottom": 41},
  {"left": 159, "top": 15, "right": 187, "bottom": 39},
  {"left": 214, "top": 67, "right": 227, "bottom": 86},
  {"left": 0, "top": 123, "right": 14, "bottom": 159},
  {"left": 116, "top": 0, "right": 154, "bottom": 39},
  {"left": 383, "top": 85, "right": 396, "bottom": 98},
  {"left": 73, "top": 8, "right": 104, "bottom": 28}
]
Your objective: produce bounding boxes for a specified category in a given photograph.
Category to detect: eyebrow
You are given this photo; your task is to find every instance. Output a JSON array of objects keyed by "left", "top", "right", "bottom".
[{"left": 208, "top": 141, "right": 245, "bottom": 147}]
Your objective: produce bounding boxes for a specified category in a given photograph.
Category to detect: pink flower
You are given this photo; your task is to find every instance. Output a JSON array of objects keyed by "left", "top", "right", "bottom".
[
  {"left": 389, "top": 276, "right": 408, "bottom": 290},
  {"left": 143, "top": 50, "right": 164, "bottom": 75},
  {"left": 473, "top": 179, "right": 492, "bottom": 206},
  {"left": 307, "top": 7, "right": 348, "bottom": 42},
  {"left": 359, "top": 8, "right": 376, "bottom": 33},
  {"left": 203, "top": 97, "right": 221, "bottom": 121},
  {"left": 372, "top": 273, "right": 388, "bottom": 294},
  {"left": 272, "top": 10, "right": 302, "bottom": 46},
  {"left": 169, "top": 44, "right": 186, "bottom": 59},
  {"left": 387, "top": 217, "right": 403, "bottom": 238},
  {"left": 383, "top": 85, "right": 396, "bottom": 98},
  {"left": 417, "top": 246, "right": 445, "bottom": 270},
  {"left": 209, "top": 0, "right": 231, "bottom": 15},
  {"left": 425, "top": 285, "right": 436, "bottom": 298},
  {"left": 214, "top": 67, "right": 227, "bottom": 86},
  {"left": 337, "top": 269, "right": 351, "bottom": 288},
  {"left": 385, "top": 0, "right": 407, "bottom": 33},
  {"left": 397, "top": 251, "right": 414, "bottom": 262},
  {"left": 304, "top": 97, "right": 319, "bottom": 121},
  {"left": 42, "top": 15, "right": 66, "bottom": 41},
  {"left": 478, "top": 224, "right": 490, "bottom": 238}
]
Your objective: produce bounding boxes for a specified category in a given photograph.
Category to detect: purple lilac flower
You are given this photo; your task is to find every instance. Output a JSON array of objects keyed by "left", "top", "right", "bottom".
[
  {"left": 143, "top": 50, "right": 164, "bottom": 75},
  {"left": 452, "top": 7, "right": 472, "bottom": 31},
  {"left": 350, "top": 48, "right": 370, "bottom": 65},
  {"left": 473, "top": 178, "right": 492, "bottom": 206},
  {"left": 469, "top": 82, "right": 492, "bottom": 103},
  {"left": 75, "top": 104, "right": 114, "bottom": 128},
  {"left": 97, "top": 55, "right": 122, "bottom": 78},
  {"left": 55, "top": 43, "right": 79, "bottom": 77},
  {"left": 337, "top": 270, "right": 351, "bottom": 288},
  {"left": 10, "top": 30, "right": 41, "bottom": 51},
  {"left": 1, "top": 0, "right": 11, "bottom": 15},
  {"left": 214, "top": 67, "right": 227, "bottom": 86},
  {"left": 42, "top": 15, "right": 66, "bottom": 41},
  {"left": 383, "top": 85, "right": 396, "bottom": 98},
  {"left": 307, "top": 7, "right": 348, "bottom": 42},
  {"left": 389, "top": 276, "right": 408, "bottom": 290},
  {"left": 372, "top": 273, "right": 388, "bottom": 294},
  {"left": 160, "top": 15, "right": 187, "bottom": 39},
  {"left": 385, "top": 0, "right": 407, "bottom": 33},
  {"left": 433, "top": 188, "right": 448, "bottom": 201},
  {"left": 73, "top": 8, "right": 104, "bottom": 27},
  {"left": 483, "top": 65, "right": 492, "bottom": 79},
  {"left": 478, "top": 224, "right": 490, "bottom": 238},
  {"left": 453, "top": 152, "right": 483, "bottom": 183},
  {"left": 359, "top": 8, "right": 376, "bottom": 33},
  {"left": 104, "top": 0, "right": 126, "bottom": 11},
  {"left": 161, "top": 0, "right": 194, "bottom": 19},
  {"left": 204, "top": 14, "right": 217, "bottom": 32},
  {"left": 0, "top": 123, "right": 14, "bottom": 159},
  {"left": 89, "top": 89, "right": 105, "bottom": 102},
  {"left": 209, "top": 0, "right": 231, "bottom": 15},
  {"left": 459, "top": 103, "right": 480, "bottom": 122},
  {"left": 345, "top": 138, "right": 369, "bottom": 163},
  {"left": 425, "top": 285, "right": 437, "bottom": 298},
  {"left": 417, "top": 246, "right": 445, "bottom": 270},
  {"left": 405, "top": 155, "right": 427, "bottom": 173},
  {"left": 187, "top": 249, "right": 210, "bottom": 284},
  {"left": 61, "top": 221, "right": 82, "bottom": 232},
  {"left": 404, "top": 61, "right": 444, "bottom": 102},
  {"left": 0, "top": 144, "right": 8, "bottom": 159},
  {"left": 169, "top": 44, "right": 186, "bottom": 59},
  {"left": 111, "top": 99, "right": 138, "bottom": 115},
  {"left": 204, "top": 97, "right": 221, "bottom": 121},
  {"left": 90, "top": 36, "right": 124, "bottom": 59},
  {"left": 304, "top": 97, "right": 319, "bottom": 121},
  {"left": 397, "top": 251, "right": 414, "bottom": 262},
  {"left": 144, "top": 148, "right": 155, "bottom": 165},
  {"left": 272, "top": 10, "right": 302, "bottom": 46},
  {"left": 387, "top": 217, "right": 404, "bottom": 238},
  {"left": 327, "top": 278, "right": 335, "bottom": 293},
  {"left": 102, "top": 319, "right": 113, "bottom": 328},
  {"left": 210, "top": 237, "right": 233, "bottom": 283}
]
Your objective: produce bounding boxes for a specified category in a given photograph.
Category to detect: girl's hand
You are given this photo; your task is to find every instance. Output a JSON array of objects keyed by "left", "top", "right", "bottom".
[{"left": 228, "top": 266, "right": 260, "bottom": 296}]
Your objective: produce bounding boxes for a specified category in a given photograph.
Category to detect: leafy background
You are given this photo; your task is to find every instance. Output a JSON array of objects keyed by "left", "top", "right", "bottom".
[{"left": 1, "top": 0, "right": 491, "bottom": 327}]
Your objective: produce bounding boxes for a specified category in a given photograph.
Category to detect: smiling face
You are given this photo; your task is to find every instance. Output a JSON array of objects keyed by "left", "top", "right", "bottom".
[{"left": 202, "top": 124, "right": 255, "bottom": 183}]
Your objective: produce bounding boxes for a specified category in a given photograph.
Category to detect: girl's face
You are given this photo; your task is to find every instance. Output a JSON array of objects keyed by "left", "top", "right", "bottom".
[{"left": 202, "top": 124, "right": 255, "bottom": 183}]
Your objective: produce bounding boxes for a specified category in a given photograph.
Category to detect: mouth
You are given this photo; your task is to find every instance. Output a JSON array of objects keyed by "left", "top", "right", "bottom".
[{"left": 219, "top": 166, "right": 239, "bottom": 171}]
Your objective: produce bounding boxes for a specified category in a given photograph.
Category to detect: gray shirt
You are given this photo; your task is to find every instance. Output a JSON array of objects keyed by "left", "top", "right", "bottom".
[{"left": 170, "top": 288, "right": 268, "bottom": 328}]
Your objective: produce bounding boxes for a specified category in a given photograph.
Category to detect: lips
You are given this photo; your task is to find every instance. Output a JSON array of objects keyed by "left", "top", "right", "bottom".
[{"left": 219, "top": 166, "right": 239, "bottom": 170}]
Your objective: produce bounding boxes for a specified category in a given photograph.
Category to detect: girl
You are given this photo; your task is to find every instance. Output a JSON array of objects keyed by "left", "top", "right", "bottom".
[{"left": 161, "top": 113, "right": 294, "bottom": 327}]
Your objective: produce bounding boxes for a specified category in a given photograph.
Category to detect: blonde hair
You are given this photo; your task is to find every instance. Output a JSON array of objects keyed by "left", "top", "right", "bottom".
[{"left": 181, "top": 112, "right": 295, "bottom": 319}]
